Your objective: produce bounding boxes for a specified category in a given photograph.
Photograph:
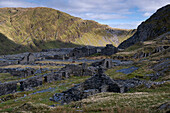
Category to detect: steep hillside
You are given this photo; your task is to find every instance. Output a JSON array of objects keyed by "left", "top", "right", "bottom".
[
  {"left": 0, "top": 32, "right": 28, "bottom": 54},
  {"left": 118, "top": 4, "right": 170, "bottom": 49},
  {"left": 0, "top": 7, "right": 134, "bottom": 54}
]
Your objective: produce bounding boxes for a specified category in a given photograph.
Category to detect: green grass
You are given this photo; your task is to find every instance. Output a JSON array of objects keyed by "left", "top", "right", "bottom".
[
  {"left": 0, "top": 76, "right": 90, "bottom": 112},
  {"left": 0, "top": 73, "right": 19, "bottom": 83},
  {"left": 124, "top": 42, "right": 143, "bottom": 52},
  {"left": 70, "top": 87, "right": 170, "bottom": 113},
  {"left": 128, "top": 82, "right": 170, "bottom": 93},
  {"left": 0, "top": 66, "right": 169, "bottom": 113},
  {"left": 105, "top": 66, "right": 129, "bottom": 79}
]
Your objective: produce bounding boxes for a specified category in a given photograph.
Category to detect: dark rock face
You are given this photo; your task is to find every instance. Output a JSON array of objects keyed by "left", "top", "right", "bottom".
[
  {"left": 0, "top": 81, "right": 17, "bottom": 96},
  {"left": 101, "top": 44, "right": 118, "bottom": 55},
  {"left": 118, "top": 5, "right": 170, "bottom": 49},
  {"left": 51, "top": 69, "right": 123, "bottom": 104}
]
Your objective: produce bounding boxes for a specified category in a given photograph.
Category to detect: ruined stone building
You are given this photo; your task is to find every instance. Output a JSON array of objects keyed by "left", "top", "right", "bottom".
[
  {"left": 19, "top": 53, "right": 35, "bottom": 64},
  {"left": 101, "top": 44, "right": 118, "bottom": 55},
  {"left": 69, "top": 46, "right": 103, "bottom": 59}
]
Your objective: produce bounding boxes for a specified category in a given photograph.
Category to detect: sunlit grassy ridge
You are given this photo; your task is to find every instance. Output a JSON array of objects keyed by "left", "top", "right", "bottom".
[{"left": 0, "top": 7, "right": 134, "bottom": 54}]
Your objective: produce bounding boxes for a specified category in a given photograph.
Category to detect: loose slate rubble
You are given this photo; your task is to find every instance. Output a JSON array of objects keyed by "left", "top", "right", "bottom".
[{"left": 51, "top": 68, "right": 123, "bottom": 104}]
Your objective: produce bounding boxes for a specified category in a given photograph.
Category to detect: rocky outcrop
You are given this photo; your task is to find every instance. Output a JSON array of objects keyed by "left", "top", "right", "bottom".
[
  {"left": 118, "top": 4, "right": 170, "bottom": 49},
  {"left": 51, "top": 68, "right": 123, "bottom": 104}
]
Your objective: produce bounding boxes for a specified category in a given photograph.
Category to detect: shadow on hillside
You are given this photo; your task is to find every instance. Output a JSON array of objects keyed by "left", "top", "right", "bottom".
[
  {"left": 0, "top": 32, "right": 82, "bottom": 55},
  {"left": 0, "top": 33, "right": 29, "bottom": 55},
  {"left": 33, "top": 39, "right": 81, "bottom": 50}
]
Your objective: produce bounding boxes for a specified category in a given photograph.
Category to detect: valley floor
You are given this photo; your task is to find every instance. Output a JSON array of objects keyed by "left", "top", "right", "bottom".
[{"left": 0, "top": 58, "right": 169, "bottom": 113}]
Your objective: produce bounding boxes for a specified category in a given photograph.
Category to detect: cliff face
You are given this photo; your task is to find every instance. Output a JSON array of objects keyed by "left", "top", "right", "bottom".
[
  {"left": 118, "top": 4, "right": 170, "bottom": 49},
  {"left": 0, "top": 7, "right": 134, "bottom": 55}
]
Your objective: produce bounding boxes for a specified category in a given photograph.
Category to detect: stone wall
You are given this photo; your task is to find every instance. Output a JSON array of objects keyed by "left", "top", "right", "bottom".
[
  {"left": 19, "top": 53, "right": 35, "bottom": 64},
  {"left": 20, "top": 76, "right": 43, "bottom": 91},
  {"left": 91, "top": 59, "right": 112, "bottom": 69},
  {"left": 0, "top": 81, "right": 17, "bottom": 96},
  {"left": 0, "top": 63, "right": 96, "bottom": 96},
  {"left": 60, "top": 63, "right": 95, "bottom": 76},
  {"left": 69, "top": 46, "right": 102, "bottom": 59},
  {"left": 51, "top": 68, "right": 123, "bottom": 104},
  {"left": 101, "top": 44, "right": 118, "bottom": 56},
  {"left": 0, "top": 68, "right": 35, "bottom": 78}
]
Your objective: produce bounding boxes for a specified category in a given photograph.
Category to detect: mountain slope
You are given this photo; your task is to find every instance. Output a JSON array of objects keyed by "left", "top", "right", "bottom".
[
  {"left": 0, "top": 7, "right": 135, "bottom": 54},
  {"left": 118, "top": 4, "right": 170, "bottom": 49}
]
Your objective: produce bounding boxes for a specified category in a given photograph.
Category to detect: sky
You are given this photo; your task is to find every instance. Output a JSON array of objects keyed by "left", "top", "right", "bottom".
[{"left": 0, "top": 0, "right": 169, "bottom": 29}]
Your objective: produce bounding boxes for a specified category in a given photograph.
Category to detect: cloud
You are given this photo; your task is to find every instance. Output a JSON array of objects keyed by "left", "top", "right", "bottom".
[
  {"left": 0, "top": 0, "right": 39, "bottom": 7},
  {"left": 143, "top": 12, "right": 153, "bottom": 17},
  {"left": 108, "top": 21, "right": 142, "bottom": 29},
  {"left": 0, "top": 0, "right": 169, "bottom": 29},
  {"left": 129, "top": 0, "right": 170, "bottom": 12},
  {"left": 46, "top": 0, "right": 131, "bottom": 14},
  {"left": 75, "top": 13, "right": 127, "bottom": 20}
]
